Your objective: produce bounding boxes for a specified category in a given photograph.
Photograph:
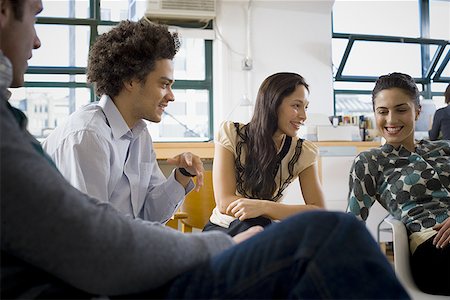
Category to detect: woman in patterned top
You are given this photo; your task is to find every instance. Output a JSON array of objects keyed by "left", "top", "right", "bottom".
[
  {"left": 347, "top": 72, "right": 450, "bottom": 295},
  {"left": 203, "top": 72, "right": 325, "bottom": 236}
]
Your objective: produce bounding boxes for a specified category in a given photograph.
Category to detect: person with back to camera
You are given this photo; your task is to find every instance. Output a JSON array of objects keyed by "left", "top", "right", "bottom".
[
  {"left": 203, "top": 72, "right": 325, "bottom": 236},
  {"left": 347, "top": 72, "right": 450, "bottom": 295},
  {"left": 1, "top": 0, "right": 409, "bottom": 298},
  {"left": 41, "top": 15, "right": 205, "bottom": 224},
  {"left": 429, "top": 83, "right": 450, "bottom": 140}
]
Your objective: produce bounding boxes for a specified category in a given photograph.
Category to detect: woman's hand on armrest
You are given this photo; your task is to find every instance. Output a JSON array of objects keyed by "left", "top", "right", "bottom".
[{"left": 433, "top": 218, "right": 450, "bottom": 249}]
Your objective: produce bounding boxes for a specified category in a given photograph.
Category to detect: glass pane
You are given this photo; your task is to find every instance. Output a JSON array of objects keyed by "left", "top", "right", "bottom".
[
  {"left": 331, "top": 38, "right": 348, "bottom": 75},
  {"left": 435, "top": 45, "right": 449, "bottom": 72},
  {"left": 335, "top": 81, "right": 425, "bottom": 92},
  {"left": 342, "top": 41, "right": 423, "bottom": 77},
  {"left": 30, "top": 24, "right": 90, "bottom": 67},
  {"left": 431, "top": 95, "right": 446, "bottom": 109},
  {"left": 101, "top": 0, "right": 133, "bottom": 21},
  {"left": 334, "top": 81, "right": 376, "bottom": 91},
  {"left": 40, "top": 0, "right": 90, "bottom": 19},
  {"left": 174, "top": 38, "right": 205, "bottom": 80},
  {"left": 438, "top": 59, "right": 449, "bottom": 78},
  {"left": 431, "top": 82, "right": 450, "bottom": 93},
  {"left": 335, "top": 93, "right": 373, "bottom": 116},
  {"left": 24, "top": 74, "right": 88, "bottom": 83},
  {"left": 8, "top": 87, "right": 91, "bottom": 140},
  {"left": 333, "top": 0, "right": 419, "bottom": 36},
  {"left": 147, "top": 89, "right": 209, "bottom": 141},
  {"left": 98, "top": 24, "right": 115, "bottom": 35},
  {"left": 76, "top": 74, "right": 88, "bottom": 82},
  {"left": 130, "top": 0, "right": 148, "bottom": 21},
  {"left": 430, "top": 0, "right": 450, "bottom": 40},
  {"left": 25, "top": 74, "right": 72, "bottom": 82}
]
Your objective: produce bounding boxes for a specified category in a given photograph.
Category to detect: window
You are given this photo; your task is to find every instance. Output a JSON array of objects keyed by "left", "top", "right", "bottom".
[
  {"left": 9, "top": 87, "right": 91, "bottom": 138},
  {"left": 333, "top": 0, "right": 420, "bottom": 37},
  {"left": 155, "top": 34, "right": 213, "bottom": 142},
  {"left": 9, "top": 0, "right": 213, "bottom": 142},
  {"left": 332, "top": 0, "right": 449, "bottom": 118},
  {"left": 430, "top": 0, "right": 450, "bottom": 40}
]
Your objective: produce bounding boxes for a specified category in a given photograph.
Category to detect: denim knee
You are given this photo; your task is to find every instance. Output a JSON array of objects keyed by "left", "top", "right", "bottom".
[{"left": 280, "top": 210, "right": 360, "bottom": 236}]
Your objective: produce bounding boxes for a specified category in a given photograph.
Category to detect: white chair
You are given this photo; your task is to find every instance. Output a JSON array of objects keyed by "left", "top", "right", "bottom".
[{"left": 384, "top": 217, "right": 448, "bottom": 300}]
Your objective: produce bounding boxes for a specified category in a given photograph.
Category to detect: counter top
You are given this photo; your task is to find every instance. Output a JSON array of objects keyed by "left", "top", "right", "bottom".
[
  {"left": 153, "top": 141, "right": 381, "bottom": 160},
  {"left": 154, "top": 142, "right": 215, "bottom": 160}
]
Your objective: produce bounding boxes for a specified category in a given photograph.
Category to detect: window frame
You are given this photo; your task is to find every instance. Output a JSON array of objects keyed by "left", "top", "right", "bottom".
[
  {"left": 24, "top": 0, "right": 214, "bottom": 141},
  {"left": 332, "top": 0, "right": 449, "bottom": 115}
]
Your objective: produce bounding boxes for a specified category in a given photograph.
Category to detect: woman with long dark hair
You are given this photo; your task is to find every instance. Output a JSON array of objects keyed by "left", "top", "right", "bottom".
[{"left": 204, "top": 72, "right": 325, "bottom": 236}]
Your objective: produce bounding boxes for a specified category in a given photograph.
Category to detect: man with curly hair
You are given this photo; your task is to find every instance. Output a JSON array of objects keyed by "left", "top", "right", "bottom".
[{"left": 42, "top": 19, "right": 204, "bottom": 223}]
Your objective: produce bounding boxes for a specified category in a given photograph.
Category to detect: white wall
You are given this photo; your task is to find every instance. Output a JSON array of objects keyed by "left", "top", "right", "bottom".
[{"left": 213, "top": 0, "right": 335, "bottom": 131}]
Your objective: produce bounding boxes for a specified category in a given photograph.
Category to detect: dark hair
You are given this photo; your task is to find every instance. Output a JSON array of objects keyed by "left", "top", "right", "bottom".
[
  {"left": 243, "top": 72, "right": 309, "bottom": 199},
  {"left": 372, "top": 72, "right": 420, "bottom": 110},
  {"left": 8, "top": 0, "right": 26, "bottom": 20},
  {"left": 87, "top": 18, "right": 180, "bottom": 97},
  {"left": 445, "top": 83, "right": 450, "bottom": 104}
]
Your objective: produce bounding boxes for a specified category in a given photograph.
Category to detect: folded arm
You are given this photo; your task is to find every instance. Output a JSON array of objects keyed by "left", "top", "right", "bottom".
[{"left": 214, "top": 144, "right": 325, "bottom": 221}]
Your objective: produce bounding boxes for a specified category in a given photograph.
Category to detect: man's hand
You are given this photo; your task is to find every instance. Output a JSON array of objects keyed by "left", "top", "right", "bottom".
[
  {"left": 232, "top": 226, "right": 264, "bottom": 244},
  {"left": 167, "top": 152, "right": 204, "bottom": 191},
  {"left": 433, "top": 218, "right": 450, "bottom": 249}
]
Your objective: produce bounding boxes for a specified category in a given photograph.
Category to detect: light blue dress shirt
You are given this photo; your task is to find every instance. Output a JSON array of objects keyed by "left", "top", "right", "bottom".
[{"left": 42, "top": 95, "right": 193, "bottom": 223}]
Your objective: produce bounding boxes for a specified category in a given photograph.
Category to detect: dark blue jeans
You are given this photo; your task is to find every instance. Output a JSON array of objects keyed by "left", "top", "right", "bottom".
[{"left": 145, "top": 211, "right": 409, "bottom": 299}]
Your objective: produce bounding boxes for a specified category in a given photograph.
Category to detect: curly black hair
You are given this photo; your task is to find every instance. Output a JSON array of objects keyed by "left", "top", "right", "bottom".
[{"left": 87, "top": 18, "right": 180, "bottom": 97}]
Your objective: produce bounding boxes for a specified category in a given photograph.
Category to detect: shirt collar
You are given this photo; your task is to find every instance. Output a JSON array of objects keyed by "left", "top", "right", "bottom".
[
  {"left": 0, "top": 50, "right": 13, "bottom": 100},
  {"left": 99, "top": 95, "right": 146, "bottom": 140},
  {"left": 381, "top": 140, "right": 430, "bottom": 157}
]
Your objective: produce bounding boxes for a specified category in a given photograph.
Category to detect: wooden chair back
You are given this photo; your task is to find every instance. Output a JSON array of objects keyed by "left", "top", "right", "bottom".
[{"left": 180, "top": 170, "right": 216, "bottom": 232}]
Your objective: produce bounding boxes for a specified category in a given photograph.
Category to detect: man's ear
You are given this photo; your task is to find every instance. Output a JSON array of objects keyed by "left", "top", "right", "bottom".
[
  {"left": 0, "top": 0, "right": 12, "bottom": 28},
  {"left": 0, "top": 0, "right": 8, "bottom": 28},
  {"left": 123, "top": 79, "right": 134, "bottom": 92}
]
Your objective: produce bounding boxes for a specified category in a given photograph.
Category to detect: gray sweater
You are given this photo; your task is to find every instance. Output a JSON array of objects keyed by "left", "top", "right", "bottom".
[{"left": 0, "top": 98, "right": 234, "bottom": 297}]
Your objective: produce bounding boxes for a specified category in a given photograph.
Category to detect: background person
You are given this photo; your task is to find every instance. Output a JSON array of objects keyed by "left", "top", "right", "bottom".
[
  {"left": 347, "top": 72, "right": 450, "bottom": 295},
  {"left": 429, "top": 83, "right": 450, "bottom": 140},
  {"left": 204, "top": 72, "right": 325, "bottom": 236},
  {"left": 42, "top": 19, "right": 203, "bottom": 223}
]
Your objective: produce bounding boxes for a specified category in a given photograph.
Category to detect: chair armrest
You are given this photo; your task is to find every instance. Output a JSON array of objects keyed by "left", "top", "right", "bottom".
[
  {"left": 172, "top": 212, "right": 188, "bottom": 220},
  {"left": 166, "top": 212, "right": 189, "bottom": 230},
  {"left": 384, "top": 217, "right": 421, "bottom": 296},
  {"left": 383, "top": 217, "right": 448, "bottom": 299}
]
